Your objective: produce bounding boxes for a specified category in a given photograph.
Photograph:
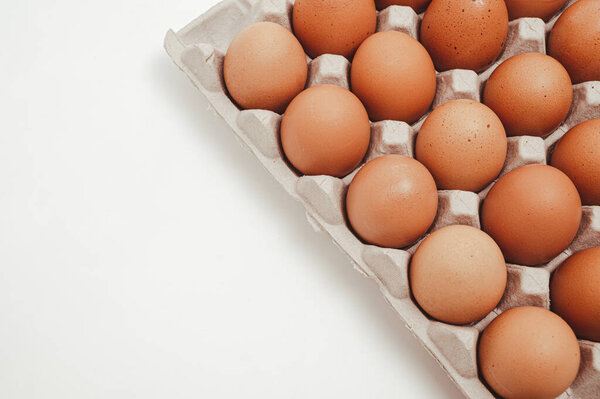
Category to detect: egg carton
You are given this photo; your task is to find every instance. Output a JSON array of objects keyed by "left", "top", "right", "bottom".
[{"left": 164, "top": 0, "right": 600, "bottom": 397}]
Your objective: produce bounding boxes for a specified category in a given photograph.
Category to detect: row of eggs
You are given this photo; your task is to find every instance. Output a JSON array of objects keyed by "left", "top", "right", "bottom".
[{"left": 225, "top": 0, "right": 600, "bottom": 117}]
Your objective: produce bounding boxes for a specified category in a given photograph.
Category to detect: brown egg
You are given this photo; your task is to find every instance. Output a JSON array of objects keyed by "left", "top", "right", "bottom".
[
  {"left": 224, "top": 22, "right": 307, "bottom": 113},
  {"left": 280, "top": 85, "right": 371, "bottom": 177},
  {"left": 481, "top": 165, "right": 582, "bottom": 266},
  {"left": 551, "top": 119, "right": 600, "bottom": 205},
  {"left": 410, "top": 225, "right": 507, "bottom": 324},
  {"left": 420, "top": 0, "right": 508, "bottom": 72},
  {"left": 504, "top": 0, "right": 567, "bottom": 21},
  {"left": 346, "top": 155, "right": 438, "bottom": 248},
  {"left": 350, "top": 31, "right": 436, "bottom": 123},
  {"left": 415, "top": 100, "right": 507, "bottom": 192},
  {"left": 375, "top": 0, "right": 431, "bottom": 13},
  {"left": 548, "top": 0, "right": 600, "bottom": 84},
  {"left": 292, "top": 0, "right": 376, "bottom": 59},
  {"left": 483, "top": 53, "right": 573, "bottom": 137},
  {"left": 551, "top": 247, "right": 600, "bottom": 341},
  {"left": 479, "top": 306, "right": 581, "bottom": 399}
]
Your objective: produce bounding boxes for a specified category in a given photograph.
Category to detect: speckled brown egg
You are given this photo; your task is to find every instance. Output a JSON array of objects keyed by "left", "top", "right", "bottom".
[
  {"left": 504, "top": 0, "right": 567, "bottom": 21},
  {"left": 551, "top": 119, "right": 600, "bottom": 205},
  {"left": 415, "top": 99, "right": 507, "bottom": 192},
  {"left": 479, "top": 306, "right": 581, "bottom": 399},
  {"left": 420, "top": 0, "right": 508, "bottom": 72},
  {"left": 350, "top": 31, "right": 436, "bottom": 123},
  {"left": 551, "top": 246, "right": 600, "bottom": 342},
  {"left": 346, "top": 155, "right": 438, "bottom": 248},
  {"left": 483, "top": 53, "right": 573, "bottom": 137},
  {"left": 410, "top": 225, "right": 507, "bottom": 325},
  {"left": 548, "top": 0, "right": 600, "bottom": 84},
  {"left": 481, "top": 165, "right": 582, "bottom": 266},
  {"left": 280, "top": 84, "right": 371, "bottom": 177},
  {"left": 292, "top": 0, "right": 376, "bottom": 59},
  {"left": 375, "top": 0, "right": 431, "bottom": 13},
  {"left": 224, "top": 22, "right": 307, "bottom": 113}
]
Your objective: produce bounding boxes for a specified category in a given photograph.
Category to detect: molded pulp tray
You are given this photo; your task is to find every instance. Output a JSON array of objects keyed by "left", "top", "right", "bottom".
[{"left": 164, "top": 0, "right": 600, "bottom": 397}]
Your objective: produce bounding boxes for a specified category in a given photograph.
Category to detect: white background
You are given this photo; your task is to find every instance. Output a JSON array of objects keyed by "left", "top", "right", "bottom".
[{"left": 0, "top": 1, "right": 463, "bottom": 398}]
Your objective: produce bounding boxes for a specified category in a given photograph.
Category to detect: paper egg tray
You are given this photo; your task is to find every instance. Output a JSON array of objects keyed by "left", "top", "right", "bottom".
[{"left": 164, "top": 0, "right": 600, "bottom": 397}]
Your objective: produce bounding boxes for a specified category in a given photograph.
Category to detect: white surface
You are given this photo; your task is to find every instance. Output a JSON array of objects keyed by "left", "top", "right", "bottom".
[{"left": 0, "top": 1, "right": 463, "bottom": 398}]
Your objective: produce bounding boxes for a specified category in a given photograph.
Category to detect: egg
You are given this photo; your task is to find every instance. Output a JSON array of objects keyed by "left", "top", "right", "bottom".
[
  {"left": 292, "top": 0, "right": 376, "bottom": 59},
  {"left": 346, "top": 155, "right": 438, "bottom": 248},
  {"left": 410, "top": 225, "right": 507, "bottom": 325},
  {"left": 551, "top": 247, "right": 600, "bottom": 342},
  {"left": 551, "top": 119, "right": 600, "bottom": 205},
  {"left": 280, "top": 85, "right": 371, "bottom": 177},
  {"left": 415, "top": 99, "right": 507, "bottom": 192},
  {"left": 504, "top": 0, "right": 567, "bottom": 21},
  {"left": 481, "top": 165, "right": 582, "bottom": 266},
  {"left": 483, "top": 53, "right": 573, "bottom": 137},
  {"left": 350, "top": 31, "right": 436, "bottom": 123},
  {"left": 224, "top": 22, "right": 307, "bottom": 113},
  {"left": 548, "top": 0, "right": 600, "bottom": 84},
  {"left": 375, "top": 0, "right": 431, "bottom": 13},
  {"left": 420, "top": 0, "right": 508, "bottom": 72},
  {"left": 478, "top": 306, "right": 581, "bottom": 399}
]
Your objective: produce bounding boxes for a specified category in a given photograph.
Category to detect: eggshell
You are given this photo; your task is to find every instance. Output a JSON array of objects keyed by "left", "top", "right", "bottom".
[
  {"left": 415, "top": 99, "right": 507, "bottom": 191},
  {"left": 223, "top": 22, "right": 307, "bottom": 113},
  {"left": 409, "top": 225, "right": 507, "bottom": 325},
  {"left": 478, "top": 306, "right": 581, "bottom": 399},
  {"left": 483, "top": 53, "right": 573, "bottom": 137},
  {"left": 420, "top": 0, "right": 508, "bottom": 72},
  {"left": 481, "top": 165, "right": 582, "bottom": 266},
  {"left": 551, "top": 119, "right": 600, "bottom": 205},
  {"left": 504, "top": 0, "right": 567, "bottom": 21},
  {"left": 346, "top": 155, "right": 438, "bottom": 248},
  {"left": 551, "top": 247, "right": 600, "bottom": 342},
  {"left": 374, "top": 0, "right": 431, "bottom": 13},
  {"left": 292, "top": 0, "right": 376, "bottom": 59},
  {"left": 548, "top": 0, "right": 600, "bottom": 84},
  {"left": 350, "top": 31, "right": 436, "bottom": 123},
  {"left": 280, "top": 85, "right": 371, "bottom": 177}
]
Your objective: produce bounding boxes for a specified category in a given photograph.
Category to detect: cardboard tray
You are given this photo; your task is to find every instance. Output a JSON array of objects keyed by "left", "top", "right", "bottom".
[{"left": 164, "top": 0, "right": 600, "bottom": 396}]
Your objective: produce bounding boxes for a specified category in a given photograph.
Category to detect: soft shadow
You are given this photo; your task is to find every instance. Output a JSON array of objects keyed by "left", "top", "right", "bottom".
[{"left": 152, "top": 53, "right": 464, "bottom": 399}]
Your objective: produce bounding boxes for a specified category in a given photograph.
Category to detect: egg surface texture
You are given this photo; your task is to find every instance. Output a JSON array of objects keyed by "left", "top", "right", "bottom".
[
  {"left": 346, "top": 155, "right": 438, "bottom": 248},
  {"left": 415, "top": 99, "right": 507, "bottom": 191},
  {"left": 351, "top": 31, "right": 436, "bottom": 123},
  {"left": 224, "top": 22, "right": 307, "bottom": 113},
  {"left": 420, "top": 0, "right": 508, "bottom": 72},
  {"left": 375, "top": 0, "right": 430, "bottom": 12},
  {"left": 478, "top": 306, "right": 581, "bottom": 399},
  {"left": 481, "top": 165, "right": 582, "bottom": 266},
  {"left": 483, "top": 52, "right": 573, "bottom": 137},
  {"left": 551, "top": 246, "right": 600, "bottom": 341},
  {"left": 504, "top": 0, "right": 567, "bottom": 21},
  {"left": 292, "top": 0, "right": 376, "bottom": 59},
  {"left": 410, "top": 225, "right": 506, "bottom": 325},
  {"left": 551, "top": 118, "right": 600, "bottom": 205},
  {"left": 548, "top": 0, "right": 600, "bottom": 84},
  {"left": 281, "top": 85, "right": 371, "bottom": 177}
]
